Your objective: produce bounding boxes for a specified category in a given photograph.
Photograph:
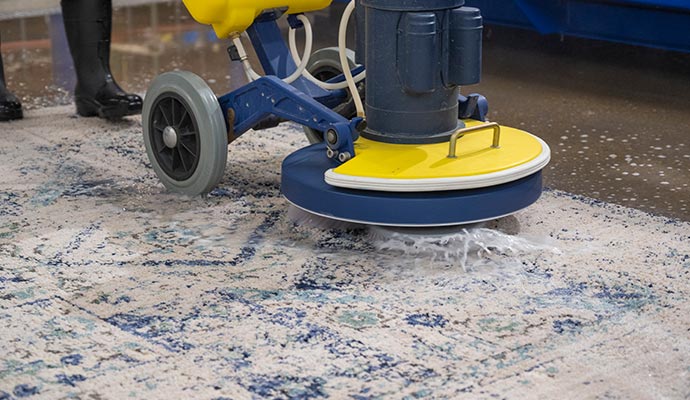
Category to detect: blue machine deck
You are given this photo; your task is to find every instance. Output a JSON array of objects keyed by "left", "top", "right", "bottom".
[{"left": 281, "top": 144, "right": 544, "bottom": 227}]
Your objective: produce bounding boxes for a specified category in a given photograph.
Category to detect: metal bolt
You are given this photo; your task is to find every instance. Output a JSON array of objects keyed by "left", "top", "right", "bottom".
[
  {"left": 338, "top": 152, "right": 352, "bottom": 162},
  {"left": 162, "top": 126, "right": 178, "bottom": 148},
  {"left": 326, "top": 129, "right": 338, "bottom": 145},
  {"left": 326, "top": 148, "right": 337, "bottom": 159}
]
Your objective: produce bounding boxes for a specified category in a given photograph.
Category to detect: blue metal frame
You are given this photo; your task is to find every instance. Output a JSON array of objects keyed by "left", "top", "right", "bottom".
[
  {"left": 246, "top": 11, "right": 340, "bottom": 104},
  {"left": 217, "top": 76, "right": 360, "bottom": 156},
  {"left": 215, "top": 10, "right": 361, "bottom": 157}
]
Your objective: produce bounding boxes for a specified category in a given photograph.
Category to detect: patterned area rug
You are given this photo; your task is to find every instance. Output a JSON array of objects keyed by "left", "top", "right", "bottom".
[{"left": 1, "top": 106, "right": 689, "bottom": 399}]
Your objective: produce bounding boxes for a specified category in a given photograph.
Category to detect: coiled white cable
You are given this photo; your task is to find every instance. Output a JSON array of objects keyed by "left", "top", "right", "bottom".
[
  {"left": 232, "top": 15, "right": 313, "bottom": 84},
  {"left": 338, "top": 1, "right": 365, "bottom": 117},
  {"left": 233, "top": 4, "right": 365, "bottom": 117},
  {"left": 288, "top": 15, "right": 366, "bottom": 91}
]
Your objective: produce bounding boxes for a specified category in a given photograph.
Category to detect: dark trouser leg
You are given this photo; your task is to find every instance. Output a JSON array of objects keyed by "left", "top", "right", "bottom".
[
  {"left": 0, "top": 33, "right": 23, "bottom": 122},
  {"left": 61, "top": 0, "right": 142, "bottom": 119}
]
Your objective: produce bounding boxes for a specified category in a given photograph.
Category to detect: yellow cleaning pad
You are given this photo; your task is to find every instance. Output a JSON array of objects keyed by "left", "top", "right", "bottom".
[{"left": 335, "top": 120, "right": 544, "bottom": 180}]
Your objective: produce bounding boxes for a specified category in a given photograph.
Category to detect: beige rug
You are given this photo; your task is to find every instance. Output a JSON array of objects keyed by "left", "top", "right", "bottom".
[{"left": 1, "top": 106, "right": 688, "bottom": 399}]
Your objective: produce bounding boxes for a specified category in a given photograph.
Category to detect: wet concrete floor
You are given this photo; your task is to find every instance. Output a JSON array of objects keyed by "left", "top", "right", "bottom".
[{"left": 1, "top": 1, "right": 689, "bottom": 221}]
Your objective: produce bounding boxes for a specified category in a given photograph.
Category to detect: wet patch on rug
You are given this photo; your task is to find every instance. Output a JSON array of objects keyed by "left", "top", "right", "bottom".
[{"left": 1, "top": 107, "right": 689, "bottom": 399}]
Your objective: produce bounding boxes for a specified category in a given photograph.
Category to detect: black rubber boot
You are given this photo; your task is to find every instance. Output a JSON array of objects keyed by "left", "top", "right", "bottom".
[
  {"left": 61, "top": 0, "right": 142, "bottom": 119},
  {"left": 0, "top": 35, "right": 23, "bottom": 122}
]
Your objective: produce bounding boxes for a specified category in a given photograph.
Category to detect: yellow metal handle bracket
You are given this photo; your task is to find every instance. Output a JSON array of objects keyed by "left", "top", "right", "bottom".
[{"left": 447, "top": 122, "right": 501, "bottom": 158}]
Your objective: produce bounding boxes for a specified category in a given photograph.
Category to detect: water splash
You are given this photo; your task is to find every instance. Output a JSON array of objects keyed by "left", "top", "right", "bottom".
[
  {"left": 369, "top": 225, "right": 560, "bottom": 270},
  {"left": 287, "top": 206, "right": 560, "bottom": 270}
]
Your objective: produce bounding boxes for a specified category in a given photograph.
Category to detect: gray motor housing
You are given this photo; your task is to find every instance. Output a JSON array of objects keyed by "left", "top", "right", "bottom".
[{"left": 358, "top": 0, "right": 483, "bottom": 144}]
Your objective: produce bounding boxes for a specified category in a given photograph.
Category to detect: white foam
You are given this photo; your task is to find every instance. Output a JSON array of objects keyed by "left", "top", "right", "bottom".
[{"left": 368, "top": 224, "right": 560, "bottom": 271}]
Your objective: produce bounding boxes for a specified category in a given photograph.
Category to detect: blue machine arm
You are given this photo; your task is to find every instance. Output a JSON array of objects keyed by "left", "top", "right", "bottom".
[
  {"left": 218, "top": 76, "right": 360, "bottom": 157},
  {"left": 215, "top": 9, "right": 368, "bottom": 160},
  {"left": 246, "top": 11, "right": 339, "bottom": 104}
]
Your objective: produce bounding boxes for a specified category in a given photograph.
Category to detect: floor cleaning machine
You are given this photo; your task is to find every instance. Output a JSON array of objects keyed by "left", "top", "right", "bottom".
[{"left": 142, "top": 0, "right": 551, "bottom": 227}]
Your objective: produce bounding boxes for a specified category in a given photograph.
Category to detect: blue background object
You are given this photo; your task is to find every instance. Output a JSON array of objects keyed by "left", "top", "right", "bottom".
[{"left": 463, "top": 0, "right": 690, "bottom": 53}]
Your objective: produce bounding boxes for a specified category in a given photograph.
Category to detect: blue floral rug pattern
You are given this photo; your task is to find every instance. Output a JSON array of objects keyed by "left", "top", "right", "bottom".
[{"left": 1, "top": 107, "right": 689, "bottom": 399}]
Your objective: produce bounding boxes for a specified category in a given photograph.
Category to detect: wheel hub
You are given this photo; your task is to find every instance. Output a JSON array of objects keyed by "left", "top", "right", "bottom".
[
  {"left": 148, "top": 92, "right": 203, "bottom": 182},
  {"left": 163, "top": 126, "right": 178, "bottom": 148}
]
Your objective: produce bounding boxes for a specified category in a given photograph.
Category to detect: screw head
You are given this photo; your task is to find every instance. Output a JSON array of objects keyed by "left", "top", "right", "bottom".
[
  {"left": 326, "top": 148, "right": 337, "bottom": 159},
  {"left": 338, "top": 152, "right": 352, "bottom": 162},
  {"left": 326, "top": 129, "right": 338, "bottom": 145}
]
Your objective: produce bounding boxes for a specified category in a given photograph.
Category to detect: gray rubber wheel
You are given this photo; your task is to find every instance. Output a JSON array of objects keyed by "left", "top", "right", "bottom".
[
  {"left": 143, "top": 71, "right": 227, "bottom": 195},
  {"left": 304, "top": 47, "right": 357, "bottom": 144}
]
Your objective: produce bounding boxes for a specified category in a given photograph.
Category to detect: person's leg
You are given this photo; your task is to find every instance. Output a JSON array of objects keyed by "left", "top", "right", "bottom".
[
  {"left": 61, "top": 0, "right": 142, "bottom": 119},
  {"left": 0, "top": 33, "right": 23, "bottom": 122}
]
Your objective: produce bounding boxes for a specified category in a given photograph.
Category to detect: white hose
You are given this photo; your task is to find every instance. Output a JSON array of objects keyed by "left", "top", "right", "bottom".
[
  {"left": 338, "top": 1, "right": 365, "bottom": 117},
  {"left": 232, "top": 16, "right": 313, "bottom": 84},
  {"left": 232, "top": 36, "right": 262, "bottom": 82},
  {"left": 284, "top": 14, "right": 313, "bottom": 84},
  {"left": 288, "top": 16, "right": 366, "bottom": 91},
  {"left": 233, "top": 5, "right": 366, "bottom": 118}
]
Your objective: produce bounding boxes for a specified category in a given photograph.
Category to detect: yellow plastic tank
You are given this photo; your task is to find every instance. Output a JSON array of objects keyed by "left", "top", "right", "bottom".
[{"left": 183, "top": 0, "right": 333, "bottom": 38}]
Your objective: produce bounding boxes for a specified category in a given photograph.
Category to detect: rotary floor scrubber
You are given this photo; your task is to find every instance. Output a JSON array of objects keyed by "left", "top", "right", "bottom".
[{"left": 142, "top": 0, "right": 550, "bottom": 227}]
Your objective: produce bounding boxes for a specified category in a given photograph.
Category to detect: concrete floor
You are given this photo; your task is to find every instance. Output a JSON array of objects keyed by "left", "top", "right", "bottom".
[{"left": 1, "top": 1, "right": 689, "bottom": 221}]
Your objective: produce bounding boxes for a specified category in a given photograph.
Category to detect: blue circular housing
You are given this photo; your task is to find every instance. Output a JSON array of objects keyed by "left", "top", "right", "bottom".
[{"left": 281, "top": 144, "right": 544, "bottom": 227}]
